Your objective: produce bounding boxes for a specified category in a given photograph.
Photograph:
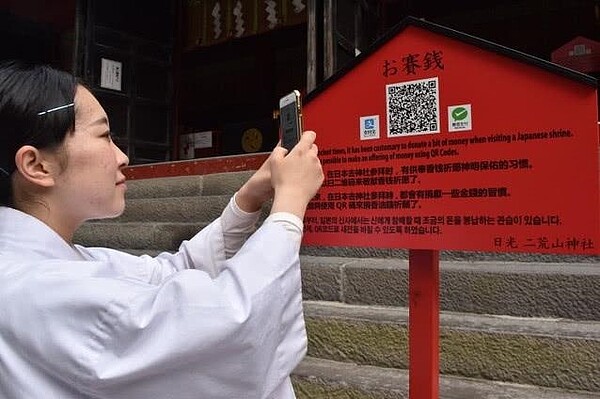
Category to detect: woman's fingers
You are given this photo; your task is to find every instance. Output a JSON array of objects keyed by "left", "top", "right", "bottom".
[{"left": 269, "top": 130, "right": 324, "bottom": 218}]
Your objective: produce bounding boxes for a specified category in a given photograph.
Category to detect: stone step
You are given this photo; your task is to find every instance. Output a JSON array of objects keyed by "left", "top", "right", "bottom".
[
  {"left": 74, "top": 222, "right": 206, "bottom": 251},
  {"left": 301, "top": 256, "right": 600, "bottom": 321},
  {"left": 125, "top": 171, "right": 253, "bottom": 199},
  {"left": 292, "top": 357, "right": 600, "bottom": 399},
  {"left": 303, "top": 301, "right": 600, "bottom": 392},
  {"left": 112, "top": 196, "right": 231, "bottom": 223},
  {"left": 110, "top": 195, "right": 271, "bottom": 223}
]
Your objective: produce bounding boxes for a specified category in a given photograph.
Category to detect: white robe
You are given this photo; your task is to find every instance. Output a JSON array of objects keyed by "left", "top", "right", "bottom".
[{"left": 0, "top": 197, "right": 306, "bottom": 399}]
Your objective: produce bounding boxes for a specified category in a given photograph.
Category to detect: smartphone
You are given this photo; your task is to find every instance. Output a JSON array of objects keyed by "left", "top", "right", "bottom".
[{"left": 279, "top": 90, "right": 303, "bottom": 152}]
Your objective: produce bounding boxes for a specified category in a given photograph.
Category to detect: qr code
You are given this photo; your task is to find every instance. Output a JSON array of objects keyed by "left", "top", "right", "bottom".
[{"left": 386, "top": 77, "right": 440, "bottom": 136}]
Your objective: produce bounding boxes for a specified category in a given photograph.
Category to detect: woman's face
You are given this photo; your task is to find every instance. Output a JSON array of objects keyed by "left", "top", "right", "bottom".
[{"left": 53, "top": 86, "right": 129, "bottom": 221}]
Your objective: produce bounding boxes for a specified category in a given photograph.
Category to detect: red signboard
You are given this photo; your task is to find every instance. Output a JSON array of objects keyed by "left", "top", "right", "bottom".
[
  {"left": 302, "top": 21, "right": 600, "bottom": 255},
  {"left": 551, "top": 36, "right": 600, "bottom": 74}
]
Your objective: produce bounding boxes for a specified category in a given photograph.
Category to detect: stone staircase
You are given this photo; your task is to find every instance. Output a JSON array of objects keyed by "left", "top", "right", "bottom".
[{"left": 74, "top": 171, "right": 600, "bottom": 399}]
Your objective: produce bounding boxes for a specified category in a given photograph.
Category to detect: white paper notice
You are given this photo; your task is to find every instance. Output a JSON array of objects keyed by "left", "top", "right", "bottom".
[
  {"left": 100, "top": 58, "right": 123, "bottom": 91},
  {"left": 179, "top": 131, "right": 213, "bottom": 159},
  {"left": 193, "top": 131, "right": 213, "bottom": 149}
]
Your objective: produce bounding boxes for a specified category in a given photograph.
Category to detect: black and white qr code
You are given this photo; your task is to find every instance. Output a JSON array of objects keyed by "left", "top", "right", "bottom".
[{"left": 386, "top": 77, "right": 440, "bottom": 136}]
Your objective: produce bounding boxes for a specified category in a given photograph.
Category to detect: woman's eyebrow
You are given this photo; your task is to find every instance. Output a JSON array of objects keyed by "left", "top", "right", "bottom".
[{"left": 90, "top": 116, "right": 109, "bottom": 127}]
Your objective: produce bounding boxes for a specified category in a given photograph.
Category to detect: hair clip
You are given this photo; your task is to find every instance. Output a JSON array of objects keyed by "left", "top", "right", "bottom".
[
  {"left": 37, "top": 102, "right": 74, "bottom": 116},
  {"left": 0, "top": 167, "right": 10, "bottom": 177}
]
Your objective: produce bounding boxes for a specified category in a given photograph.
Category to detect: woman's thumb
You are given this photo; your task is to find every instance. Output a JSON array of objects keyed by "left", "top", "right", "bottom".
[{"left": 271, "top": 146, "right": 288, "bottom": 161}]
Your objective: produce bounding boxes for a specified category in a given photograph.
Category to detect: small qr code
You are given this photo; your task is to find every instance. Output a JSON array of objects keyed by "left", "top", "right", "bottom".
[{"left": 386, "top": 77, "right": 440, "bottom": 137}]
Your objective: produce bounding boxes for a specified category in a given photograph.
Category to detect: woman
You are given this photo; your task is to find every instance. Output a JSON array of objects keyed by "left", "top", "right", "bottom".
[{"left": 0, "top": 60, "right": 324, "bottom": 398}]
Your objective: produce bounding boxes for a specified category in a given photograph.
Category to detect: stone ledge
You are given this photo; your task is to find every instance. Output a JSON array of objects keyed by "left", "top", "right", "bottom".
[
  {"left": 293, "top": 357, "right": 600, "bottom": 399},
  {"left": 303, "top": 301, "right": 600, "bottom": 392},
  {"left": 301, "top": 257, "right": 600, "bottom": 320}
]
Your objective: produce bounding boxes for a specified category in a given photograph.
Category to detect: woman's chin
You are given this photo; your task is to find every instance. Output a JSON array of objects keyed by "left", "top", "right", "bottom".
[{"left": 96, "top": 203, "right": 126, "bottom": 220}]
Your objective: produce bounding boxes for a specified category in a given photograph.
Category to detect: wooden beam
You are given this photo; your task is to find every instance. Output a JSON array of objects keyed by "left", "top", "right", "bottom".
[
  {"left": 306, "top": 0, "right": 318, "bottom": 92},
  {"left": 323, "top": 0, "right": 335, "bottom": 80}
]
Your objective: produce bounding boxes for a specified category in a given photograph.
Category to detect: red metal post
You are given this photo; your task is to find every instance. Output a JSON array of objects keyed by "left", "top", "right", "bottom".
[{"left": 408, "top": 249, "right": 440, "bottom": 399}]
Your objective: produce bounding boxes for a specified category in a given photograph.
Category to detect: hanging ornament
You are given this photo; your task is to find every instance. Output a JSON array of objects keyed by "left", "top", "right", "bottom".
[
  {"left": 211, "top": 2, "right": 222, "bottom": 39},
  {"left": 265, "top": 0, "right": 278, "bottom": 30},
  {"left": 233, "top": 1, "right": 245, "bottom": 38},
  {"left": 291, "top": 0, "right": 306, "bottom": 14}
]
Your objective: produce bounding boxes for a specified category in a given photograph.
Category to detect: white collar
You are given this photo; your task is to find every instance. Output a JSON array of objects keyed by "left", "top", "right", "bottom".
[{"left": 0, "top": 207, "right": 84, "bottom": 261}]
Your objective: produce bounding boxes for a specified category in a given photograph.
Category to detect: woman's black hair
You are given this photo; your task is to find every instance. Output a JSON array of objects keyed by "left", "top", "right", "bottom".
[{"left": 0, "top": 60, "right": 78, "bottom": 206}]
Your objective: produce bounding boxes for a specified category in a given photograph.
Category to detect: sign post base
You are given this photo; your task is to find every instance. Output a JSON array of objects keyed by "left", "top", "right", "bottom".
[{"left": 409, "top": 249, "right": 440, "bottom": 399}]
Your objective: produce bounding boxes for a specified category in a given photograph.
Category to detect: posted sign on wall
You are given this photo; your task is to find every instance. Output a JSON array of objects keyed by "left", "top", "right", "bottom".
[{"left": 303, "top": 21, "right": 600, "bottom": 255}]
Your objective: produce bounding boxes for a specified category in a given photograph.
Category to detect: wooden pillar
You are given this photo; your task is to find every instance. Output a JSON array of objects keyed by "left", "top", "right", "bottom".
[
  {"left": 323, "top": 0, "right": 335, "bottom": 80},
  {"left": 306, "top": 0, "right": 317, "bottom": 92}
]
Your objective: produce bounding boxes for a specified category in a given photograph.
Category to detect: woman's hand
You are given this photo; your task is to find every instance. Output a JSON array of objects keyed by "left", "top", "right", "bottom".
[
  {"left": 236, "top": 150, "right": 276, "bottom": 213},
  {"left": 269, "top": 130, "right": 324, "bottom": 219}
]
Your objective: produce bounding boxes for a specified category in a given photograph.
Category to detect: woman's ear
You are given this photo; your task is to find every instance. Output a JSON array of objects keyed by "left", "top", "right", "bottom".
[{"left": 14, "top": 145, "right": 58, "bottom": 188}]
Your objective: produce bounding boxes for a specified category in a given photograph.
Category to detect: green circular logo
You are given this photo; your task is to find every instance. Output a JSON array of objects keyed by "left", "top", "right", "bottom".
[{"left": 451, "top": 107, "right": 468, "bottom": 121}]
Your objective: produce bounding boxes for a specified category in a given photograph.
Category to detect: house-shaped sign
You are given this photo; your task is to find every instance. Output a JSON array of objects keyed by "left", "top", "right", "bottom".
[
  {"left": 551, "top": 36, "right": 600, "bottom": 74},
  {"left": 302, "top": 17, "right": 599, "bottom": 255}
]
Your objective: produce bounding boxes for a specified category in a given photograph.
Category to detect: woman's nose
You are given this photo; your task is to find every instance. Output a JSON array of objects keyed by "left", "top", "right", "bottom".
[{"left": 114, "top": 142, "right": 129, "bottom": 167}]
